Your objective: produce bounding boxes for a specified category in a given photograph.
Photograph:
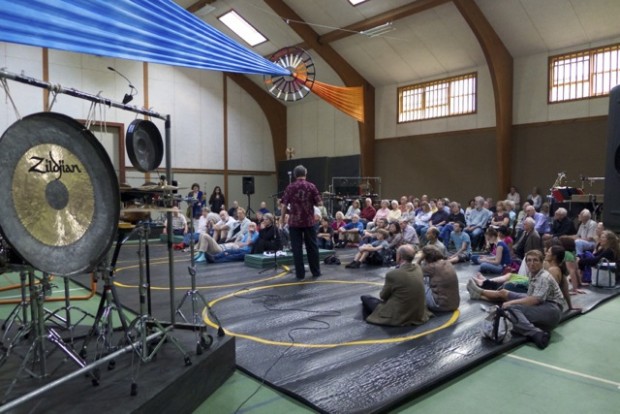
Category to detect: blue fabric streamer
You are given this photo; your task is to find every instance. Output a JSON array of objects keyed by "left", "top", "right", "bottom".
[{"left": 0, "top": 0, "right": 290, "bottom": 76}]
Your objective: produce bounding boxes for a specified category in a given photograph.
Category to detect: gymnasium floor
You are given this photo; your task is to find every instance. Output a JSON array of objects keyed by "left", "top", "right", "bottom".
[{"left": 196, "top": 297, "right": 620, "bottom": 414}]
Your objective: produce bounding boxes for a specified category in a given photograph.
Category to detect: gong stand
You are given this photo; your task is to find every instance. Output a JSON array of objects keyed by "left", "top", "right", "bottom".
[
  {"left": 79, "top": 227, "right": 135, "bottom": 364},
  {"left": 174, "top": 202, "right": 219, "bottom": 355},
  {"left": 127, "top": 225, "right": 190, "bottom": 396},
  {"left": 2, "top": 268, "right": 94, "bottom": 404},
  {"left": 0, "top": 68, "right": 178, "bottom": 325}
]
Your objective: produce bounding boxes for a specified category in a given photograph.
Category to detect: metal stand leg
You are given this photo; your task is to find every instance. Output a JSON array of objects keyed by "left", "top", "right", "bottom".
[{"left": 127, "top": 225, "right": 191, "bottom": 397}]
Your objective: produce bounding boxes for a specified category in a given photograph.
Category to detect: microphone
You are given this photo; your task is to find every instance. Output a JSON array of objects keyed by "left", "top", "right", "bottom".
[{"left": 107, "top": 66, "right": 137, "bottom": 104}]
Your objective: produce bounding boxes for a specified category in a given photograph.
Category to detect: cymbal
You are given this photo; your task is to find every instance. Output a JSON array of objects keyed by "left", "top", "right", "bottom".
[{"left": 121, "top": 207, "right": 176, "bottom": 213}]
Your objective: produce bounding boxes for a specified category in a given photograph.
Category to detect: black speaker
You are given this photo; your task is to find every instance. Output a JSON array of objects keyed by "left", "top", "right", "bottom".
[
  {"left": 242, "top": 176, "right": 255, "bottom": 195},
  {"left": 603, "top": 85, "right": 620, "bottom": 233}
]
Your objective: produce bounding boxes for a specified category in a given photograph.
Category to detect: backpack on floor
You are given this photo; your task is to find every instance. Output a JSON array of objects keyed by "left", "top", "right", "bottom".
[{"left": 481, "top": 306, "right": 513, "bottom": 344}]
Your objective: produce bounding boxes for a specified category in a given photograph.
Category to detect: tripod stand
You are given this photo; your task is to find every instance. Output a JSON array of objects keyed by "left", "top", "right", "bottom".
[
  {"left": 126, "top": 223, "right": 191, "bottom": 396},
  {"left": 246, "top": 193, "right": 256, "bottom": 219},
  {"left": 175, "top": 200, "right": 224, "bottom": 355}
]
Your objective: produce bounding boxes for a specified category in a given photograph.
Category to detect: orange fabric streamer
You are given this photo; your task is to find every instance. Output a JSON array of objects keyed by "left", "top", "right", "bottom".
[{"left": 294, "top": 74, "right": 364, "bottom": 123}]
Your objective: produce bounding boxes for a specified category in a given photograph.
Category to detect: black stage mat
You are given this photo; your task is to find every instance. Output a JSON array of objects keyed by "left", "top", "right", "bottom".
[{"left": 112, "top": 245, "right": 620, "bottom": 414}]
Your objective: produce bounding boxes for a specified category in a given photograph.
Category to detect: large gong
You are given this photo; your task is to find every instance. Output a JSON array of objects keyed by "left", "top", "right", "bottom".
[{"left": 0, "top": 112, "right": 120, "bottom": 275}]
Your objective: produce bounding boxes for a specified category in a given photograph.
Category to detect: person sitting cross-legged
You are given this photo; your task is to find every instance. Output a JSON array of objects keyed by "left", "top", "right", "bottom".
[
  {"left": 466, "top": 249, "right": 568, "bottom": 349},
  {"left": 337, "top": 214, "right": 364, "bottom": 247},
  {"left": 360, "top": 245, "right": 432, "bottom": 326},
  {"left": 447, "top": 221, "right": 471, "bottom": 264},
  {"left": 316, "top": 217, "right": 334, "bottom": 249},
  {"left": 345, "top": 229, "right": 389, "bottom": 269},
  {"left": 420, "top": 245, "right": 460, "bottom": 312}
]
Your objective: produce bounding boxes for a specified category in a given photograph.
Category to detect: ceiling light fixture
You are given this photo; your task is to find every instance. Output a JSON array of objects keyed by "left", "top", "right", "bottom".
[{"left": 360, "top": 22, "right": 395, "bottom": 38}]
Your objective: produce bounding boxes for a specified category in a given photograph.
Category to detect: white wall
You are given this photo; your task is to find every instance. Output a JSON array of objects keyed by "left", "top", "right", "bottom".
[
  {"left": 375, "top": 64, "right": 496, "bottom": 139},
  {"left": 0, "top": 44, "right": 44, "bottom": 133}
]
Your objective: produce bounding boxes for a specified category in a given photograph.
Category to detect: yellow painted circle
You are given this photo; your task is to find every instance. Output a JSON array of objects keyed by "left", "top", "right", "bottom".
[{"left": 203, "top": 280, "right": 460, "bottom": 348}]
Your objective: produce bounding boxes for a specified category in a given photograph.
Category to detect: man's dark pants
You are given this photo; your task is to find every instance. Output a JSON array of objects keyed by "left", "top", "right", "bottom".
[{"left": 289, "top": 226, "right": 320, "bottom": 279}]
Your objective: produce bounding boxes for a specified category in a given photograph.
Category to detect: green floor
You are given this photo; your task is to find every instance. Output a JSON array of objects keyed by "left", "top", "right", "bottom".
[{"left": 194, "top": 297, "right": 620, "bottom": 414}]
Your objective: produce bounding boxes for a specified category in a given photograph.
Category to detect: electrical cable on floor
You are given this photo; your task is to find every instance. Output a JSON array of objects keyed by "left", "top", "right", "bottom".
[{"left": 231, "top": 288, "right": 341, "bottom": 414}]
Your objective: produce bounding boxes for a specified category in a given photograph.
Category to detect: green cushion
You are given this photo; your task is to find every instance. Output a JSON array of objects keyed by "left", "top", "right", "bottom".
[{"left": 244, "top": 249, "right": 335, "bottom": 269}]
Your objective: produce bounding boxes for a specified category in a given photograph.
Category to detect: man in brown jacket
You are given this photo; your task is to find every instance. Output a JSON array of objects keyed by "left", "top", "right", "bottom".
[{"left": 361, "top": 245, "right": 431, "bottom": 326}]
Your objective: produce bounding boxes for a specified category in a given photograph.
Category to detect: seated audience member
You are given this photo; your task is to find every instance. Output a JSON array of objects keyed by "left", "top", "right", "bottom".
[
  {"left": 213, "top": 210, "right": 236, "bottom": 242},
  {"left": 225, "top": 207, "right": 251, "bottom": 243},
  {"left": 514, "top": 201, "right": 531, "bottom": 236},
  {"left": 360, "top": 217, "right": 388, "bottom": 245},
  {"left": 572, "top": 209, "right": 597, "bottom": 255},
  {"left": 548, "top": 207, "right": 576, "bottom": 239},
  {"left": 278, "top": 213, "right": 290, "bottom": 250},
  {"left": 527, "top": 186, "right": 543, "bottom": 211},
  {"left": 447, "top": 221, "right": 472, "bottom": 264},
  {"left": 187, "top": 183, "right": 206, "bottom": 220},
  {"left": 345, "top": 229, "right": 390, "bottom": 268},
  {"left": 539, "top": 202, "right": 552, "bottom": 234},
  {"left": 424, "top": 227, "right": 448, "bottom": 258},
  {"left": 251, "top": 213, "right": 282, "bottom": 254},
  {"left": 464, "top": 198, "right": 476, "bottom": 222},
  {"left": 558, "top": 235, "right": 582, "bottom": 294},
  {"left": 317, "top": 200, "right": 329, "bottom": 220},
  {"left": 464, "top": 196, "right": 492, "bottom": 250},
  {"left": 386, "top": 222, "right": 404, "bottom": 253},
  {"left": 317, "top": 217, "right": 334, "bottom": 249},
  {"left": 484, "top": 197, "right": 496, "bottom": 214},
  {"left": 467, "top": 249, "right": 567, "bottom": 349},
  {"left": 368, "top": 200, "right": 390, "bottom": 230},
  {"left": 471, "top": 227, "right": 512, "bottom": 274},
  {"left": 439, "top": 201, "right": 466, "bottom": 248},
  {"left": 506, "top": 186, "right": 521, "bottom": 210},
  {"left": 337, "top": 214, "right": 364, "bottom": 246},
  {"left": 331, "top": 211, "right": 347, "bottom": 246},
  {"left": 183, "top": 207, "right": 209, "bottom": 249},
  {"left": 401, "top": 202, "right": 416, "bottom": 223},
  {"left": 228, "top": 200, "right": 239, "bottom": 220},
  {"left": 577, "top": 230, "right": 619, "bottom": 282},
  {"left": 427, "top": 199, "right": 449, "bottom": 231},
  {"left": 513, "top": 217, "right": 543, "bottom": 260},
  {"left": 194, "top": 222, "right": 259, "bottom": 263},
  {"left": 489, "top": 200, "right": 510, "bottom": 228},
  {"left": 163, "top": 206, "right": 188, "bottom": 236},
  {"left": 344, "top": 199, "right": 361, "bottom": 221},
  {"left": 387, "top": 200, "right": 402, "bottom": 223},
  {"left": 399, "top": 196, "right": 409, "bottom": 213},
  {"left": 360, "top": 245, "right": 431, "bottom": 326},
  {"left": 413, "top": 201, "right": 432, "bottom": 235},
  {"left": 205, "top": 207, "right": 221, "bottom": 235},
  {"left": 360, "top": 197, "right": 377, "bottom": 225},
  {"left": 504, "top": 199, "right": 517, "bottom": 229},
  {"left": 420, "top": 245, "right": 460, "bottom": 312},
  {"left": 400, "top": 218, "right": 420, "bottom": 249},
  {"left": 258, "top": 201, "right": 270, "bottom": 215}
]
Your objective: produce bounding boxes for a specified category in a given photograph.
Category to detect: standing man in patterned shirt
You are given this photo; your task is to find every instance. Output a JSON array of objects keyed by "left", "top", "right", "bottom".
[{"left": 280, "top": 165, "right": 322, "bottom": 279}]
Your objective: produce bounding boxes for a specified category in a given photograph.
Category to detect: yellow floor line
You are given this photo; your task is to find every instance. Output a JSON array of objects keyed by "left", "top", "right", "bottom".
[{"left": 505, "top": 353, "right": 620, "bottom": 388}]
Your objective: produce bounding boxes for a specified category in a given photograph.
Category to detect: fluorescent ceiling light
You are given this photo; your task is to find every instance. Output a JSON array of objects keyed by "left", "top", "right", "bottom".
[
  {"left": 218, "top": 10, "right": 267, "bottom": 47},
  {"left": 360, "top": 22, "right": 395, "bottom": 38},
  {"left": 348, "top": 0, "right": 369, "bottom": 5}
]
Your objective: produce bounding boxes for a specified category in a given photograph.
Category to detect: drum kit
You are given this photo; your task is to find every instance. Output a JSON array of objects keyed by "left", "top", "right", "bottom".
[{"left": 0, "top": 110, "right": 205, "bottom": 406}]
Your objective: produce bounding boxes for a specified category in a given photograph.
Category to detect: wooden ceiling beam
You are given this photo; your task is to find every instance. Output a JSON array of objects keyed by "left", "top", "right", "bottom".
[
  {"left": 453, "top": 0, "right": 513, "bottom": 199},
  {"left": 186, "top": 0, "right": 216, "bottom": 14}
]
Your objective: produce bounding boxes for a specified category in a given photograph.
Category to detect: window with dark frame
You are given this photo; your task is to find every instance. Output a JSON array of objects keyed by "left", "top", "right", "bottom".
[
  {"left": 397, "top": 72, "right": 477, "bottom": 123},
  {"left": 549, "top": 43, "right": 620, "bottom": 103}
]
